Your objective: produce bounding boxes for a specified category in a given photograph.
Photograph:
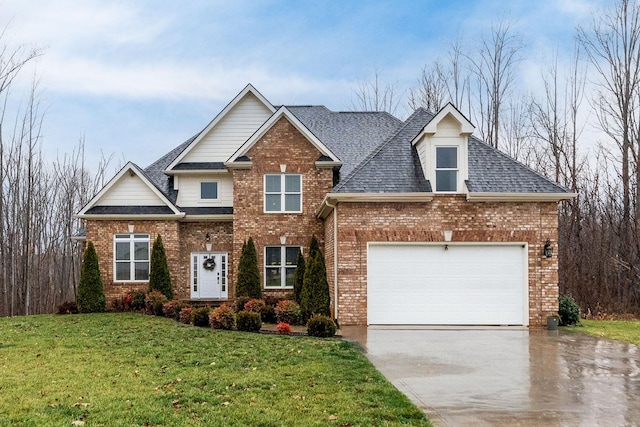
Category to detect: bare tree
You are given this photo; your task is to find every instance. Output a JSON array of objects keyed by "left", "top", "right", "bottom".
[
  {"left": 407, "top": 61, "right": 448, "bottom": 113},
  {"left": 351, "top": 69, "right": 403, "bottom": 115}
]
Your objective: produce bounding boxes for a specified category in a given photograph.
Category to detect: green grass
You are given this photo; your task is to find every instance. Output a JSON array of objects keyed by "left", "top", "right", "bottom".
[
  {"left": 0, "top": 313, "right": 431, "bottom": 426},
  {"left": 576, "top": 320, "right": 640, "bottom": 346}
]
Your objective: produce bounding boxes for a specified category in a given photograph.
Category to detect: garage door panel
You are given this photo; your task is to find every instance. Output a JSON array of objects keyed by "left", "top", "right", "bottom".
[{"left": 367, "top": 244, "right": 527, "bottom": 325}]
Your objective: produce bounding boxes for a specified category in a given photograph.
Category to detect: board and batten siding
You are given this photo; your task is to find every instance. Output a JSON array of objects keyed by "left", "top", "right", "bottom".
[
  {"left": 181, "top": 93, "right": 273, "bottom": 163},
  {"left": 97, "top": 175, "right": 166, "bottom": 206},
  {"left": 175, "top": 174, "right": 233, "bottom": 207}
]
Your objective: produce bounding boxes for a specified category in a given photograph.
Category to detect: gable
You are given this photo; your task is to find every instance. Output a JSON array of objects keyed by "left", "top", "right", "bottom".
[{"left": 95, "top": 173, "right": 166, "bottom": 206}]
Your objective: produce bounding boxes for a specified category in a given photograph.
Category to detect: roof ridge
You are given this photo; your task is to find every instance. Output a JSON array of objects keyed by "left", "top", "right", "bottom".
[{"left": 333, "top": 109, "right": 428, "bottom": 192}]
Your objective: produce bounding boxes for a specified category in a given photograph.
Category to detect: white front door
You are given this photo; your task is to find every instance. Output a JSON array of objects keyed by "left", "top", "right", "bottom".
[{"left": 191, "top": 252, "right": 228, "bottom": 299}]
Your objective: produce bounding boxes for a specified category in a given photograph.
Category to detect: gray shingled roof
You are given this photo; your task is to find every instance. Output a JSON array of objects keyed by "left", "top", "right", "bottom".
[
  {"left": 173, "top": 162, "right": 226, "bottom": 170},
  {"left": 333, "top": 108, "right": 434, "bottom": 193},
  {"left": 144, "top": 135, "right": 196, "bottom": 203},
  {"left": 286, "top": 106, "right": 403, "bottom": 177},
  {"left": 86, "top": 206, "right": 175, "bottom": 215},
  {"left": 179, "top": 207, "right": 233, "bottom": 215}
]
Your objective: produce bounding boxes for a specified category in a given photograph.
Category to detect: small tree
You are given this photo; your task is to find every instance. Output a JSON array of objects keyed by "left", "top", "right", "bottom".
[
  {"left": 149, "top": 235, "right": 173, "bottom": 299},
  {"left": 300, "top": 236, "right": 330, "bottom": 321},
  {"left": 77, "top": 241, "right": 106, "bottom": 313},
  {"left": 236, "top": 237, "right": 261, "bottom": 299},
  {"left": 293, "top": 249, "right": 305, "bottom": 304}
]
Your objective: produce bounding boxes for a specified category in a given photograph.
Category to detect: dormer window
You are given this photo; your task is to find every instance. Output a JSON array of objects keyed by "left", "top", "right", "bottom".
[{"left": 435, "top": 147, "right": 458, "bottom": 192}]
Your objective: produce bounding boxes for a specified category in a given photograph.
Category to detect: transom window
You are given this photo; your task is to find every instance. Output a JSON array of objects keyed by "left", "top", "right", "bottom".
[
  {"left": 264, "top": 246, "right": 301, "bottom": 288},
  {"left": 264, "top": 174, "right": 301, "bottom": 213},
  {"left": 114, "top": 234, "right": 150, "bottom": 282},
  {"left": 200, "top": 181, "right": 218, "bottom": 199},
  {"left": 435, "top": 146, "right": 458, "bottom": 192}
]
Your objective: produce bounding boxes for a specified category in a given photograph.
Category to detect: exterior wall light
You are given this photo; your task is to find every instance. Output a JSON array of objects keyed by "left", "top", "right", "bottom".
[
  {"left": 205, "top": 232, "right": 212, "bottom": 252},
  {"left": 544, "top": 239, "right": 553, "bottom": 258}
]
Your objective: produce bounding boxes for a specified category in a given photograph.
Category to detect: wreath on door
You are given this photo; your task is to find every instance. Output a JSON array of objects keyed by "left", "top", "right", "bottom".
[{"left": 203, "top": 257, "right": 216, "bottom": 271}]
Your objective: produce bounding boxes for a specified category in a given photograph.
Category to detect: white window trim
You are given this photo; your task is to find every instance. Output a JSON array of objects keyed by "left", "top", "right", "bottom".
[
  {"left": 113, "top": 234, "right": 150, "bottom": 282},
  {"left": 264, "top": 246, "right": 301, "bottom": 289},
  {"left": 434, "top": 145, "right": 459, "bottom": 193},
  {"left": 200, "top": 180, "right": 219, "bottom": 201},
  {"left": 263, "top": 174, "right": 302, "bottom": 213}
]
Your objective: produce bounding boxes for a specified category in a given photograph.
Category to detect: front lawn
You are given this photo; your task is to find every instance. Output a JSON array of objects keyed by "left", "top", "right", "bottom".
[
  {"left": 0, "top": 313, "right": 431, "bottom": 426},
  {"left": 577, "top": 320, "right": 640, "bottom": 346}
]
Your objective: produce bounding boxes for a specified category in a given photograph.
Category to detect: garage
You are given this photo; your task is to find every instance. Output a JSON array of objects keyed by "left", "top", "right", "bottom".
[{"left": 367, "top": 243, "right": 528, "bottom": 325}]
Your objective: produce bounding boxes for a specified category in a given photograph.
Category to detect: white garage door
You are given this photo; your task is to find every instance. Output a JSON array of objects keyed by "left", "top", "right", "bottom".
[{"left": 367, "top": 243, "right": 528, "bottom": 325}]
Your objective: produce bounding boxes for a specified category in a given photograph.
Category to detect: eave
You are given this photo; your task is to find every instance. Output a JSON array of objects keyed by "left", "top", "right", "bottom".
[
  {"left": 465, "top": 192, "right": 578, "bottom": 202},
  {"left": 76, "top": 213, "right": 186, "bottom": 220},
  {"left": 164, "top": 169, "right": 230, "bottom": 175},
  {"left": 317, "top": 192, "right": 434, "bottom": 219},
  {"left": 180, "top": 214, "right": 234, "bottom": 222},
  {"left": 224, "top": 161, "right": 253, "bottom": 170}
]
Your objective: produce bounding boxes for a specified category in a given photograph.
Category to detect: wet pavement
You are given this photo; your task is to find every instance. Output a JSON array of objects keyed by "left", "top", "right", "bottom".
[{"left": 341, "top": 326, "right": 640, "bottom": 426}]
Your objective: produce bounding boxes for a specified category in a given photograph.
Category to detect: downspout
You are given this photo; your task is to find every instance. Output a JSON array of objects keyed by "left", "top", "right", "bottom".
[{"left": 325, "top": 198, "right": 339, "bottom": 322}]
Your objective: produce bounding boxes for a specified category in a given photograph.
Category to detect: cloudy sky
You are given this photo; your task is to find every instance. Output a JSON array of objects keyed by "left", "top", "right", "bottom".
[{"left": 2, "top": 0, "right": 607, "bottom": 170}]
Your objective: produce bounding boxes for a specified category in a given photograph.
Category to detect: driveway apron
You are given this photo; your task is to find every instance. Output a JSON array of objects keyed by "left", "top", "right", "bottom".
[{"left": 341, "top": 327, "right": 640, "bottom": 427}]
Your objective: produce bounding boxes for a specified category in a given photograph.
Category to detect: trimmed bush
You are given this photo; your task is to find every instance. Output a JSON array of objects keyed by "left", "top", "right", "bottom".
[
  {"left": 261, "top": 305, "right": 276, "bottom": 323},
  {"left": 235, "top": 296, "right": 252, "bottom": 313},
  {"left": 145, "top": 290, "right": 168, "bottom": 316},
  {"left": 56, "top": 301, "right": 78, "bottom": 315},
  {"left": 307, "top": 315, "right": 337, "bottom": 338},
  {"left": 293, "top": 249, "right": 305, "bottom": 304},
  {"left": 236, "top": 311, "right": 262, "bottom": 332},
  {"left": 276, "top": 322, "right": 292, "bottom": 335},
  {"left": 209, "top": 304, "right": 236, "bottom": 330},
  {"left": 77, "top": 241, "right": 106, "bottom": 313},
  {"left": 162, "top": 300, "right": 183, "bottom": 320},
  {"left": 300, "top": 235, "right": 330, "bottom": 321},
  {"left": 275, "top": 300, "right": 302, "bottom": 325},
  {"left": 191, "top": 307, "right": 211, "bottom": 327},
  {"left": 149, "top": 235, "right": 173, "bottom": 300},
  {"left": 130, "top": 291, "right": 147, "bottom": 311},
  {"left": 236, "top": 237, "right": 262, "bottom": 299},
  {"left": 178, "top": 307, "right": 193, "bottom": 324},
  {"left": 244, "top": 298, "right": 266, "bottom": 313},
  {"left": 559, "top": 294, "right": 580, "bottom": 326}
]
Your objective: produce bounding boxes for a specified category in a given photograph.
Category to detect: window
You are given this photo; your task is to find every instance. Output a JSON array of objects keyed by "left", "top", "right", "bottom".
[
  {"left": 435, "top": 147, "right": 458, "bottom": 192},
  {"left": 264, "top": 246, "right": 301, "bottom": 288},
  {"left": 114, "top": 234, "right": 150, "bottom": 281},
  {"left": 264, "top": 174, "right": 301, "bottom": 213},
  {"left": 200, "top": 181, "right": 218, "bottom": 199}
]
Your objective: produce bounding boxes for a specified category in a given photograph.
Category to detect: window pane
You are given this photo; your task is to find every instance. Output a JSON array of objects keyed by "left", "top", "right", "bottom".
[
  {"left": 436, "top": 170, "right": 457, "bottom": 192},
  {"left": 134, "top": 242, "right": 149, "bottom": 260},
  {"left": 284, "top": 194, "right": 301, "bottom": 212},
  {"left": 265, "top": 267, "right": 281, "bottom": 287},
  {"left": 115, "top": 262, "right": 130, "bottom": 280},
  {"left": 285, "top": 267, "right": 296, "bottom": 287},
  {"left": 134, "top": 234, "right": 148, "bottom": 239},
  {"left": 436, "top": 147, "right": 457, "bottom": 168},
  {"left": 265, "top": 194, "right": 281, "bottom": 211},
  {"left": 265, "top": 175, "right": 281, "bottom": 192},
  {"left": 135, "top": 262, "right": 149, "bottom": 280},
  {"left": 201, "top": 182, "right": 218, "bottom": 199},
  {"left": 285, "top": 175, "right": 301, "bottom": 192},
  {"left": 265, "top": 247, "right": 281, "bottom": 266},
  {"left": 285, "top": 247, "right": 299, "bottom": 265},
  {"left": 115, "top": 242, "right": 130, "bottom": 261}
]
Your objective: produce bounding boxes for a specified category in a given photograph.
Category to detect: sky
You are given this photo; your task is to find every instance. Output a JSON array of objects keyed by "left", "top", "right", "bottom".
[{"left": 1, "top": 0, "right": 608, "bottom": 171}]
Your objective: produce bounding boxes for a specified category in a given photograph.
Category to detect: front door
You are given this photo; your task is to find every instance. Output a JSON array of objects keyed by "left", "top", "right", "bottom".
[{"left": 191, "top": 252, "right": 228, "bottom": 299}]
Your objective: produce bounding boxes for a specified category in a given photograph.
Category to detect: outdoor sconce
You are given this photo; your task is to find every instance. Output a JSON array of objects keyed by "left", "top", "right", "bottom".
[
  {"left": 543, "top": 239, "right": 553, "bottom": 258},
  {"left": 205, "top": 233, "right": 212, "bottom": 252}
]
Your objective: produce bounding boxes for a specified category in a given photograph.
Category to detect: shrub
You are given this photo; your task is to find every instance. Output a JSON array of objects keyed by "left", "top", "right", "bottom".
[
  {"left": 77, "top": 241, "right": 106, "bottom": 313},
  {"left": 559, "top": 294, "right": 580, "bottom": 326},
  {"left": 261, "top": 305, "right": 277, "bottom": 323},
  {"left": 130, "top": 291, "right": 147, "bottom": 311},
  {"left": 275, "top": 300, "right": 302, "bottom": 325},
  {"left": 178, "top": 307, "right": 193, "bottom": 325},
  {"left": 307, "top": 315, "right": 337, "bottom": 338},
  {"left": 244, "top": 298, "right": 266, "bottom": 313},
  {"left": 236, "top": 237, "right": 262, "bottom": 299},
  {"left": 145, "top": 290, "right": 168, "bottom": 316},
  {"left": 300, "top": 235, "right": 330, "bottom": 321},
  {"left": 191, "top": 307, "right": 211, "bottom": 327},
  {"left": 293, "top": 249, "right": 305, "bottom": 304},
  {"left": 209, "top": 304, "right": 236, "bottom": 330},
  {"left": 148, "top": 235, "right": 173, "bottom": 299},
  {"left": 276, "top": 322, "right": 292, "bottom": 335},
  {"left": 56, "top": 301, "right": 78, "bottom": 315},
  {"left": 235, "top": 296, "right": 252, "bottom": 313},
  {"left": 110, "top": 296, "right": 126, "bottom": 312},
  {"left": 162, "top": 300, "right": 183, "bottom": 320},
  {"left": 236, "top": 311, "right": 262, "bottom": 332}
]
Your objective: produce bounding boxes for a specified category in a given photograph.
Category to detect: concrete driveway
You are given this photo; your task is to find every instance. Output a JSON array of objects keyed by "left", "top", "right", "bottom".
[{"left": 341, "top": 327, "right": 640, "bottom": 426}]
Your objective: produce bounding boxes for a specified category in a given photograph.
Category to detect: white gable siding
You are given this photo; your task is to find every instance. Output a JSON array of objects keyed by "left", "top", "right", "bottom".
[
  {"left": 182, "top": 93, "right": 272, "bottom": 163},
  {"left": 97, "top": 175, "right": 165, "bottom": 206},
  {"left": 175, "top": 174, "right": 233, "bottom": 207}
]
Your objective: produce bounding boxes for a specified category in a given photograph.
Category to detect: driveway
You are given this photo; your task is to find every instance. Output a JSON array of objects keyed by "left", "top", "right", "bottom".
[{"left": 341, "top": 327, "right": 640, "bottom": 426}]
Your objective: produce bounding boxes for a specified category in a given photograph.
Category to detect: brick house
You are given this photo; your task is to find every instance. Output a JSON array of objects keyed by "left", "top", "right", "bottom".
[{"left": 77, "top": 84, "right": 574, "bottom": 326}]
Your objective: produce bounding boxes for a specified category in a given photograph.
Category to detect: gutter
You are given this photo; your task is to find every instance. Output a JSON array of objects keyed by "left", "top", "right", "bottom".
[
  {"left": 324, "top": 197, "right": 339, "bottom": 323},
  {"left": 466, "top": 192, "right": 578, "bottom": 202}
]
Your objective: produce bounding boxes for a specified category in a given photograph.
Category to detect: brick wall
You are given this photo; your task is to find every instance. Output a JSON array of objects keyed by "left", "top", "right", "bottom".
[
  {"left": 232, "top": 116, "right": 333, "bottom": 298},
  {"left": 329, "top": 195, "right": 560, "bottom": 327}
]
